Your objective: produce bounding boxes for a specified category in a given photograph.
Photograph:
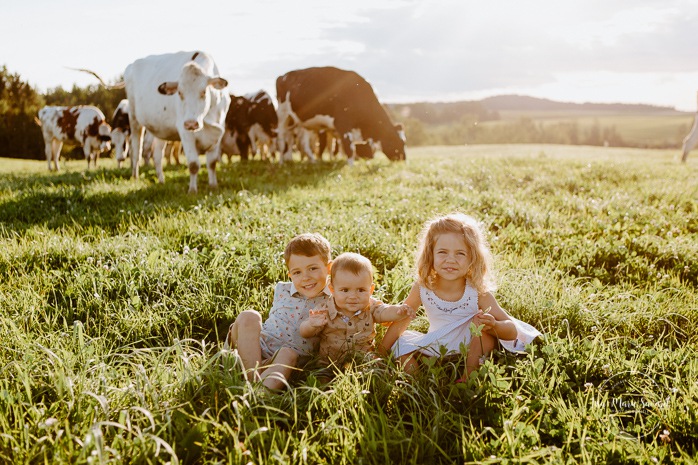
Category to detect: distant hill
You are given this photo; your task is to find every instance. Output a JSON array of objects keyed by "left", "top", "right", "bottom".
[
  {"left": 479, "top": 94, "right": 683, "bottom": 114},
  {"left": 386, "top": 94, "right": 687, "bottom": 126}
]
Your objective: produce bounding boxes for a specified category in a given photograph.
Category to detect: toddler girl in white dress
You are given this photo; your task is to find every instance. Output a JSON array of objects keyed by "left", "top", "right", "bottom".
[{"left": 391, "top": 213, "right": 541, "bottom": 380}]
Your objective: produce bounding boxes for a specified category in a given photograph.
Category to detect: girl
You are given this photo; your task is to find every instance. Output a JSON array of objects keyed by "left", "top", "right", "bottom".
[{"left": 392, "top": 213, "right": 541, "bottom": 380}]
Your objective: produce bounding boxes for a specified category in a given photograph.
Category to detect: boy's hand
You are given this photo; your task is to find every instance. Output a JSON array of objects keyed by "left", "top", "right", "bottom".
[
  {"left": 396, "top": 304, "right": 416, "bottom": 319},
  {"left": 308, "top": 309, "right": 329, "bottom": 327}
]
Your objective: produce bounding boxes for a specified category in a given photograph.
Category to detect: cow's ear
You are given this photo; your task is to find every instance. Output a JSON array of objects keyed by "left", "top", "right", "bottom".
[
  {"left": 158, "top": 82, "right": 178, "bottom": 95},
  {"left": 209, "top": 77, "right": 228, "bottom": 90}
]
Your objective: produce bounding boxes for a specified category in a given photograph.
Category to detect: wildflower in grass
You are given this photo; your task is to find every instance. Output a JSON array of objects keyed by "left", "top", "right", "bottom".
[{"left": 659, "top": 429, "right": 671, "bottom": 444}]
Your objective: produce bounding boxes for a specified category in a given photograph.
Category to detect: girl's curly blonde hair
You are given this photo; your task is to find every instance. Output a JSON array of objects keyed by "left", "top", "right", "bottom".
[{"left": 415, "top": 213, "right": 496, "bottom": 294}]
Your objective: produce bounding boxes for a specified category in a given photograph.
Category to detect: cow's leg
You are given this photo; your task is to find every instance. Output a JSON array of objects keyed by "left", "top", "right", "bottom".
[
  {"left": 129, "top": 124, "right": 145, "bottom": 180},
  {"left": 237, "top": 132, "right": 251, "bottom": 162},
  {"left": 151, "top": 138, "right": 167, "bottom": 184},
  {"left": 84, "top": 145, "right": 93, "bottom": 170},
  {"left": 44, "top": 139, "right": 55, "bottom": 171},
  {"left": 681, "top": 117, "right": 698, "bottom": 162},
  {"left": 53, "top": 140, "right": 63, "bottom": 171},
  {"left": 299, "top": 129, "right": 317, "bottom": 163},
  {"left": 174, "top": 142, "right": 182, "bottom": 165},
  {"left": 248, "top": 135, "right": 258, "bottom": 160},
  {"left": 340, "top": 133, "right": 355, "bottom": 166},
  {"left": 317, "top": 130, "right": 329, "bottom": 161},
  {"left": 205, "top": 144, "right": 222, "bottom": 190},
  {"left": 275, "top": 104, "right": 295, "bottom": 163},
  {"left": 179, "top": 133, "right": 200, "bottom": 194},
  {"left": 164, "top": 142, "right": 174, "bottom": 166}
]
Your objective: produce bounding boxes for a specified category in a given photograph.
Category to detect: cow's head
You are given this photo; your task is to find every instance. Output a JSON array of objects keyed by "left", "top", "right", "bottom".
[
  {"left": 381, "top": 134, "right": 405, "bottom": 161},
  {"left": 157, "top": 62, "right": 228, "bottom": 132},
  {"left": 376, "top": 123, "right": 406, "bottom": 161},
  {"left": 110, "top": 127, "right": 129, "bottom": 162}
]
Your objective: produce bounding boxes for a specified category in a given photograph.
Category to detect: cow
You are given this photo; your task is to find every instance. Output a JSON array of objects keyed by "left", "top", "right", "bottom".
[
  {"left": 78, "top": 51, "right": 230, "bottom": 193},
  {"left": 36, "top": 105, "right": 112, "bottom": 171},
  {"left": 110, "top": 99, "right": 130, "bottom": 167},
  {"left": 276, "top": 66, "right": 406, "bottom": 164},
  {"left": 222, "top": 90, "right": 277, "bottom": 161},
  {"left": 111, "top": 99, "right": 181, "bottom": 168},
  {"left": 680, "top": 92, "right": 698, "bottom": 162}
]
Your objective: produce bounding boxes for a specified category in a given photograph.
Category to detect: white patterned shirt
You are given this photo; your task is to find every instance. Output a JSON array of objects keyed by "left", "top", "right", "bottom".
[{"left": 260, "top": 281, "right": 332, "bottom": 358}]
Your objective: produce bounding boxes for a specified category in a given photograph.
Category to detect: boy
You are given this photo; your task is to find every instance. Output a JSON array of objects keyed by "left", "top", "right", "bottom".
[
  {"left": 224, "top": 233, "right": 333, "bottom": 390},
  {"left": 299, "top": 252, "right": 415, "bottom": 370}
]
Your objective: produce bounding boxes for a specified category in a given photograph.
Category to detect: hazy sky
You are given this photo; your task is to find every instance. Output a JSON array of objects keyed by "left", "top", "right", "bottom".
[{"left": 4, "top": 0, "right": 698, "bottom": 110}]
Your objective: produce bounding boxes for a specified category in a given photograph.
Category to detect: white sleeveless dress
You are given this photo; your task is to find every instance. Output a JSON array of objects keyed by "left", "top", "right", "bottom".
[{"left": 391, "top": 283, "right": 542, "bottom": 358}]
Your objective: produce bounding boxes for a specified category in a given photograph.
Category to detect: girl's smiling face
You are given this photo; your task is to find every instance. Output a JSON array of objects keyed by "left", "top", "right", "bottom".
[{"left": 432, "top": 232, "right": 472, "bottom": 282}]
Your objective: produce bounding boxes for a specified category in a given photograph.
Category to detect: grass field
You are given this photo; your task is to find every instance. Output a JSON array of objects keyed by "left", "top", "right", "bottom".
[{"left": 1, "top": 145, "right": 696, "bottom": 464}]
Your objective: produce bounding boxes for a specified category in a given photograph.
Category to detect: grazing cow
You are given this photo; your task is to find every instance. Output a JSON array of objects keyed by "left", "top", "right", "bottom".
[
  {"left": 222, "top": 90, "right": 277, "bottom": 161},
  {"left": 79, "top": 51, "right": 230, "bottom": 193},
  {"left": 276, "top": 66, "right": 406, "bottom": 164},
  {"left": 111, "top": 99, "right": 181, "bottom": 167},
  {"left": 37, "top": 105, "right": 112, "bottom": 171},
  {"left": 681, "top": 92, "right": 698, "bottom": 162},
  {"left": 110, "top": 99, "right": 131, "bottom": 167}
]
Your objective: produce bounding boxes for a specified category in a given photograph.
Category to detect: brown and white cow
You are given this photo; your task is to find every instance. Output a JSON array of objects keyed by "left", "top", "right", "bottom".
[
  {"left": 276, "top": 66, "right": 406, "bottom": 164},
  {"left": 221, "top": 90, "right": 277, "bottom": 161},
  {"left": 37, "top": 105, "right": 112, "bottom": 171},
  {"left": 680, "top": 92, "right": 698, "bottom": 162},
  {"left": 80, "top": 51, "right": 230, "bottom": 193}
]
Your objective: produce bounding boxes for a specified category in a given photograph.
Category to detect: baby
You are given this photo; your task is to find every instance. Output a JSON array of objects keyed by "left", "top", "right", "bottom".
[{"left": 299, "top": 252, "right": 415, "bottom": 367}]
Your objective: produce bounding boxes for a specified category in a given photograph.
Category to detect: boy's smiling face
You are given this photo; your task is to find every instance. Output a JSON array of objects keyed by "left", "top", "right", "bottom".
[{"left": 287, "top": 254, "right": 330, "bottom": 298}]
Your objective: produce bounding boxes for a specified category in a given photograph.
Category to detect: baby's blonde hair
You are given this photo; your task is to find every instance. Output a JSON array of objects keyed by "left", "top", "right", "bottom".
[
  {"left": 330, "top": 252, "right": 373, "bottom": 283},
  {"left": 415, "top": 213, "right": 496, "bottom": 294}
]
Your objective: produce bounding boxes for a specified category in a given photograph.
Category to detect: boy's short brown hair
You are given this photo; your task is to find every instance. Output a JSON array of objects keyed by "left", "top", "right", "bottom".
[
  {"left": 284, "top": 233, "right": 332, "bottom": 267},
  {"left": 330, "top": 252, "right": 373, "bottom": 283}
]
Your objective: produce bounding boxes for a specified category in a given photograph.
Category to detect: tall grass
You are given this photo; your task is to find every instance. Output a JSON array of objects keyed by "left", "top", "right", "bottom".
[{"left": 0, "top": 145, "right": 696, "bottom": 464}]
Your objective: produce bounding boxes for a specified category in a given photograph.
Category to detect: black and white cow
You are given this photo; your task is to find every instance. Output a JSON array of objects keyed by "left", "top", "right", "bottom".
[
  {"left": 221, "top": 90, "right": 277, "bottom": 161},
  {"left": 79, "top": 51, "right": 230, "bottom": 193},
  {"left": 37, "top": 105, "right": 112, "bottom": 171},
  {"left": 110, "top": 99, "right": 131, "bottom": 167},
  {"left": 111, "top": 99, "right": 181, "bottom": 168},
  {"left": 276, "top": 66, "right": 405, "bottom": 164}
]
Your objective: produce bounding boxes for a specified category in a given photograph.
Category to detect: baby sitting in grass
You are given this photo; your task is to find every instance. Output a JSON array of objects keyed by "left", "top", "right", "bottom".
[{"left": 299, "top": 252, "right": 415, "bottom": 373}]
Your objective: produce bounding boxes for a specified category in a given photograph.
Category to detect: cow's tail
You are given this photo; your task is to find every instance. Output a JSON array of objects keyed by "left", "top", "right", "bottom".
[
  {"left": 66, "top": 67, "right": 126, "bottom": 90},
  {"left": 34, "top": 116, "right": 42, "bottom": 127}
]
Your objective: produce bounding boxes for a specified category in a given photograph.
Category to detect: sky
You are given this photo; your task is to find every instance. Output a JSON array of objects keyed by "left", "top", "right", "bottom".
[{"left": 4, "top": 0, "right": 698, "bottom": 111}]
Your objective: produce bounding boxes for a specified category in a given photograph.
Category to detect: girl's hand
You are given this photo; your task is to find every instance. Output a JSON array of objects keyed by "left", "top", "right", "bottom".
[
  {"left": 308, "top": 309, "right": 329, "bottom": 328},
  {"left": 396, "top": 304, "right": 416, "bottom": 319},
  {"left": 472, "top": 310, "right": 496, "bottom": 331}
]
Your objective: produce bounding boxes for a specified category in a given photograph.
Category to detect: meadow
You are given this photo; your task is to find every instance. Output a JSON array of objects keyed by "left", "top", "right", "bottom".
[{"left": 0, "top": 145, "right": 696, "bottom": 464}]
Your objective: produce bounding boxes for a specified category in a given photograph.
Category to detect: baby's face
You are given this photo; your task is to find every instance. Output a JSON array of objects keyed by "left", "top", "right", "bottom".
[
  {"left": 287, "top": 254, "right": 330, "bottom": 298},
  {"left": 330, "top": 269, "right": 375, "bottom": 313}
]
